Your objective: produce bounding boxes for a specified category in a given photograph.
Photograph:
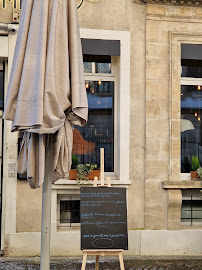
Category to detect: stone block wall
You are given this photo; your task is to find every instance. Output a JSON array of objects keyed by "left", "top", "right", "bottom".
[{"left": 145, "top": 4, "right": 202, "bottom": 229}]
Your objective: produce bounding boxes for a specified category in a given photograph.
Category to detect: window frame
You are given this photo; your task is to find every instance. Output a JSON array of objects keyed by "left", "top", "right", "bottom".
[
  {"left": 169, "top": 33, "right": 202, "bottom": 181},
  {"left": 54, "top": 29, "right": 130, "bottom": 184},
  {"left": 79, "top": 29, "right": 130, "bottom": 183},
  {"left": 180, "top": 51, "right": 202, "bottom": 178},
  {"left": 57, "top": 194, "right": 80, "bottom": 230}
]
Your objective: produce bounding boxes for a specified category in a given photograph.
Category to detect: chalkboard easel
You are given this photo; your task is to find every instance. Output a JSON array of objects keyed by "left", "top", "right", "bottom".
[
  {"left": 81, "top": 249, "right": 125, "bottom": 270},
  {"left": 81, "top": 148, "right": 126, "bottom": 270}
]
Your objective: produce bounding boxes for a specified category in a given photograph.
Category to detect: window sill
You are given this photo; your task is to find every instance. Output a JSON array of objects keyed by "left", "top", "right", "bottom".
[
  {"left": 162, "top": 180, "right": 202, "bottom": 189},
  {"left": 181, "top": 173, "right": 191, "bottom": 181},
  {"left": 53, "top": 178, "right": 131, "bottom": 189}
]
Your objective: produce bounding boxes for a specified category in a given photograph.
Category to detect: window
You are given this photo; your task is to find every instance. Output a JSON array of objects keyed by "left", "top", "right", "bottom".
[
  {"left": 181, "top": 44, "right": 202, "bottom": 173},
  {"left": 181, "top": 189, "right": 202, "bottom": 226},
  {"left": 72, "top": 30, "right": 130, "bottom": 182},
  {"left": 73, "top": 55, "right": 115, "bottom": 172},
  {"left": 57, "top": 194, "right": 80, "bottom": 229}
]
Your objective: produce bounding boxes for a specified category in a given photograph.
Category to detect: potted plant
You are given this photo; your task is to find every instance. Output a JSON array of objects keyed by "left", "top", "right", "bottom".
[
  {"left": 191, "top": 155, "right": 200, "bottom": 180},
  {"left": 69, "top": 155, "right": 100, "bottom": 180},
  {"left": 76, "top": 163, "right": 100, "bottom": 181}
]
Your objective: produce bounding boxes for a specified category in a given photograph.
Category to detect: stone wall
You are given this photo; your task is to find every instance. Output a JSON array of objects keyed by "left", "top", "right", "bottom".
[
  {"left": 16, "top": 181, "right": 42, "bottom": 232},
  {"left": 145, "top": 3, "right": 202, "bottom": 229},
  {"left": 0, "top": 0, "right": 21, "bottom": 23}
]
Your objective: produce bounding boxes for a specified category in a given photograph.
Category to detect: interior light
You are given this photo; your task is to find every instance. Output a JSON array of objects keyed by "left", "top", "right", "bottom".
[
  {"left": 85, "top": 83, "right": 89, "bottom": 88},
  {"left": 198, "top": 116, "right": 201, "bottom": 121},
  {"left": 195, "top": 112, "right": 198, "bottom": 117},
  {"left": 98, "top": 80, "right": 102, "bottom": 85},
  {"left": 197, "top": 85, "right": 201, "bottom": 91}
]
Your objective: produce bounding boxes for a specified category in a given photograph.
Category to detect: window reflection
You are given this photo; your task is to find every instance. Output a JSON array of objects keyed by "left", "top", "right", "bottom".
[
  {"left": 73, "top": 81, "right": 114, "bottom": 172},
  {"left": 83, "top": 55, "right": 111, "bottom": 74},
  {"left": 181, "top": 85, "right": 202, "bottom": 172},
  {"left": 181, "top": 59, "right": 202, "bottom": 78}
]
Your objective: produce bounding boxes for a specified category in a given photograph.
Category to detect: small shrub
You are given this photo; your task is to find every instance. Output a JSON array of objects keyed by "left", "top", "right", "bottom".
[
  {"left": 76, "top": 163, "right": 97, "bottom": 181},
  {"left": 191, "top": 155, "right": 200, "bottom": 171}
]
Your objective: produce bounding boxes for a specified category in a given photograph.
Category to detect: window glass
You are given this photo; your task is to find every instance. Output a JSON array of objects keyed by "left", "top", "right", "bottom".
[
  {"left": 83, "top": 55, "right": 111, "bottom": 74},
  {"left": 181, "top": 85, "right": 202, "bottom": 172},
  {"left": 181, "top": 200, "right": 202, "bottom": 224},
  {"left": 73, "top": 80, "right": 114, "bottom": 172},
  {"left": 181, "top": 59, "right": 202, "bottom": 78},
  {"left": 60, "top": 200, "right": 80, "bottom": 225},
  {"left": 0, "top": 71, "right": 4, "bottom": 110}
]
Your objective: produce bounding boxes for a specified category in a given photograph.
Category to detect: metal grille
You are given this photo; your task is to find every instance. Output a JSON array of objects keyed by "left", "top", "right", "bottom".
[{"left": 181, "top": 195, "right": 202, "bottom": 225}]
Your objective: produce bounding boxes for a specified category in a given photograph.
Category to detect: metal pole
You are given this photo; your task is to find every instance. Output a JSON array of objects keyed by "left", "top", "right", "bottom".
[{"left": 40, "top": 136, "right": 52, "bottom": 270}]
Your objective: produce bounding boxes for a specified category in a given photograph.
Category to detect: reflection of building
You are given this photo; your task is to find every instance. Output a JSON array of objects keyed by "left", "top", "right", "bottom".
[
  {"left": 2, "top": 0, "right": 202, "bottom": 257},
  {"left": 72, "top": 128, "right": 95, "bottom": 155}
]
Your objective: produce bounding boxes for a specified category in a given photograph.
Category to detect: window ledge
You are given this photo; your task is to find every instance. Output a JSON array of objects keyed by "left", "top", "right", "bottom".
[
  {"left": 53, "top": 179, "right": 131, "bottom": 189},
  {"left": 162, "top": 180, "right": 202, "bottom": 189}
]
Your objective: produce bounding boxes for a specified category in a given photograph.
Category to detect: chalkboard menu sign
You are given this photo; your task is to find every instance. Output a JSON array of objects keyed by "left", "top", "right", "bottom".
[{"left": 80, "top": 187, "right": 128, "bottom": 250}]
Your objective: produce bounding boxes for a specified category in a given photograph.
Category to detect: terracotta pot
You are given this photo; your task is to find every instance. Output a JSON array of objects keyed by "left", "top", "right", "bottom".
[
  {"left": 190, "top": 171, "right": 198, "bottom": 180},
  {"left": 69, "top": 169, "right": 100, "bottom": 180},
  {"left": 69, "top": 169, "right": 78, "bottom": 180}
]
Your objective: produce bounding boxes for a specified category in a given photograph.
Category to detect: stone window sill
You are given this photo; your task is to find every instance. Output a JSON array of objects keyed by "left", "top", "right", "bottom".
[
  {"left": 162, "top": 180, "right": 202, "bottom": 189},
  {"left": 53, "top": 179, "right": 131, "bottom": 190}
]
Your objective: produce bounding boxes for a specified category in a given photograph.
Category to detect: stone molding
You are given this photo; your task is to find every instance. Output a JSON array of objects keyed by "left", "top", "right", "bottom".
[
  {"left": 162, "top": 180, "right": 202, "bottom": 189},
  {"left": 142, "top": 0, "right": 202, "bottom": 7},
  {"left": 169, "top": 33, "right": 202, "bottom": 181}
]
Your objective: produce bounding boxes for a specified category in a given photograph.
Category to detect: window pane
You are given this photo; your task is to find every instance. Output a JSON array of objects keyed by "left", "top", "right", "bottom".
[
  {"left": 0, "top": 71, "right": 4, "bottom": 110},
  {"left": 73, "top": 80, "right": 114, "bottom": 172},
  {"left": 182, "top": 200, "right": 202, "bottom": 221},
  {"left": 83, "top": 55, "right": 111, "bottom": 74},
  {"left": 60, "top": 200, "right": 80, "bottom": 224},
  {"left": 181, "top": 85, "right": 202, "bottom": 172},
  {"left": 181, "top": 59, "right": 202, "bottom": 78}
]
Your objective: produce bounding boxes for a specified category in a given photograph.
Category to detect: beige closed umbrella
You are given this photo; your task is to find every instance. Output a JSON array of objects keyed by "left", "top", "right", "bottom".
[{"left": 3, "top": 0, "right": 88, "bottom": 268}]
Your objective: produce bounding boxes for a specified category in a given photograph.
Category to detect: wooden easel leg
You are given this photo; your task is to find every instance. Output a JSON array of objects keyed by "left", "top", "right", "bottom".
[
  {"left": 81, "top": 252, "right": 87, "bottom": 270},
  {"left": 95, "top": 255, "right": 99, "bottom": 270},
  {"left": 119, "top": 252, "right": 125, "bottom": 270}
]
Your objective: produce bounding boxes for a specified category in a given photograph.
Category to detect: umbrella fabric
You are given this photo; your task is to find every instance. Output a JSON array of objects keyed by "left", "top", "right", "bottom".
[{"left": 3, "top": 0, "right": 88, "bottom": 188}]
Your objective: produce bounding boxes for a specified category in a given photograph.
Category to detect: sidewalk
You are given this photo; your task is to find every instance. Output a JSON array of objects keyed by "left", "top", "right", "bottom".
[{"left": 0, "top": 256, "right": 202, "bottom": 269}]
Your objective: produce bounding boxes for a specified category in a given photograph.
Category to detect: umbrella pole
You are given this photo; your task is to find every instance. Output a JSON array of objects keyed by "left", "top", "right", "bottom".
[{"left": 40, "top": 136, "right": 53, "bottom": 270}]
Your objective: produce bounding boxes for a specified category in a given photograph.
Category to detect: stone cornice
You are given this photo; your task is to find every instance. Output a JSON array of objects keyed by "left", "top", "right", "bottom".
[{"left": 142, "top": 0, "right": 202, "bottom": 7}]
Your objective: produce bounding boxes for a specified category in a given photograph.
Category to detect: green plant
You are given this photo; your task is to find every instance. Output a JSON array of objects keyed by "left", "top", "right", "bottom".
[
  {"left": 197, "top": 167, "right": 202, "bottom": 178},
  {"left": 76, "top": 163, "right": 97, "bottom": 181},
  {"left": 191, "top": 155, "right": 200, "bottom": 171},
  {"left": 71, "top": 154, "right": 79, "bottom": 169}
]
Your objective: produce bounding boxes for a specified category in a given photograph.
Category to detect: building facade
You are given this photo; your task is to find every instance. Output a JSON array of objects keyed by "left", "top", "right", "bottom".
[{"left": 0, "top": 0, "right": 202, "bottom": 256}]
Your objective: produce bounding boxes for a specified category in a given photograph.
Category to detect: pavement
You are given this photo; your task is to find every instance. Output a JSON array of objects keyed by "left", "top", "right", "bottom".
[{"left": 0, "top": 256, "right": 202, "bottom": 269}]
